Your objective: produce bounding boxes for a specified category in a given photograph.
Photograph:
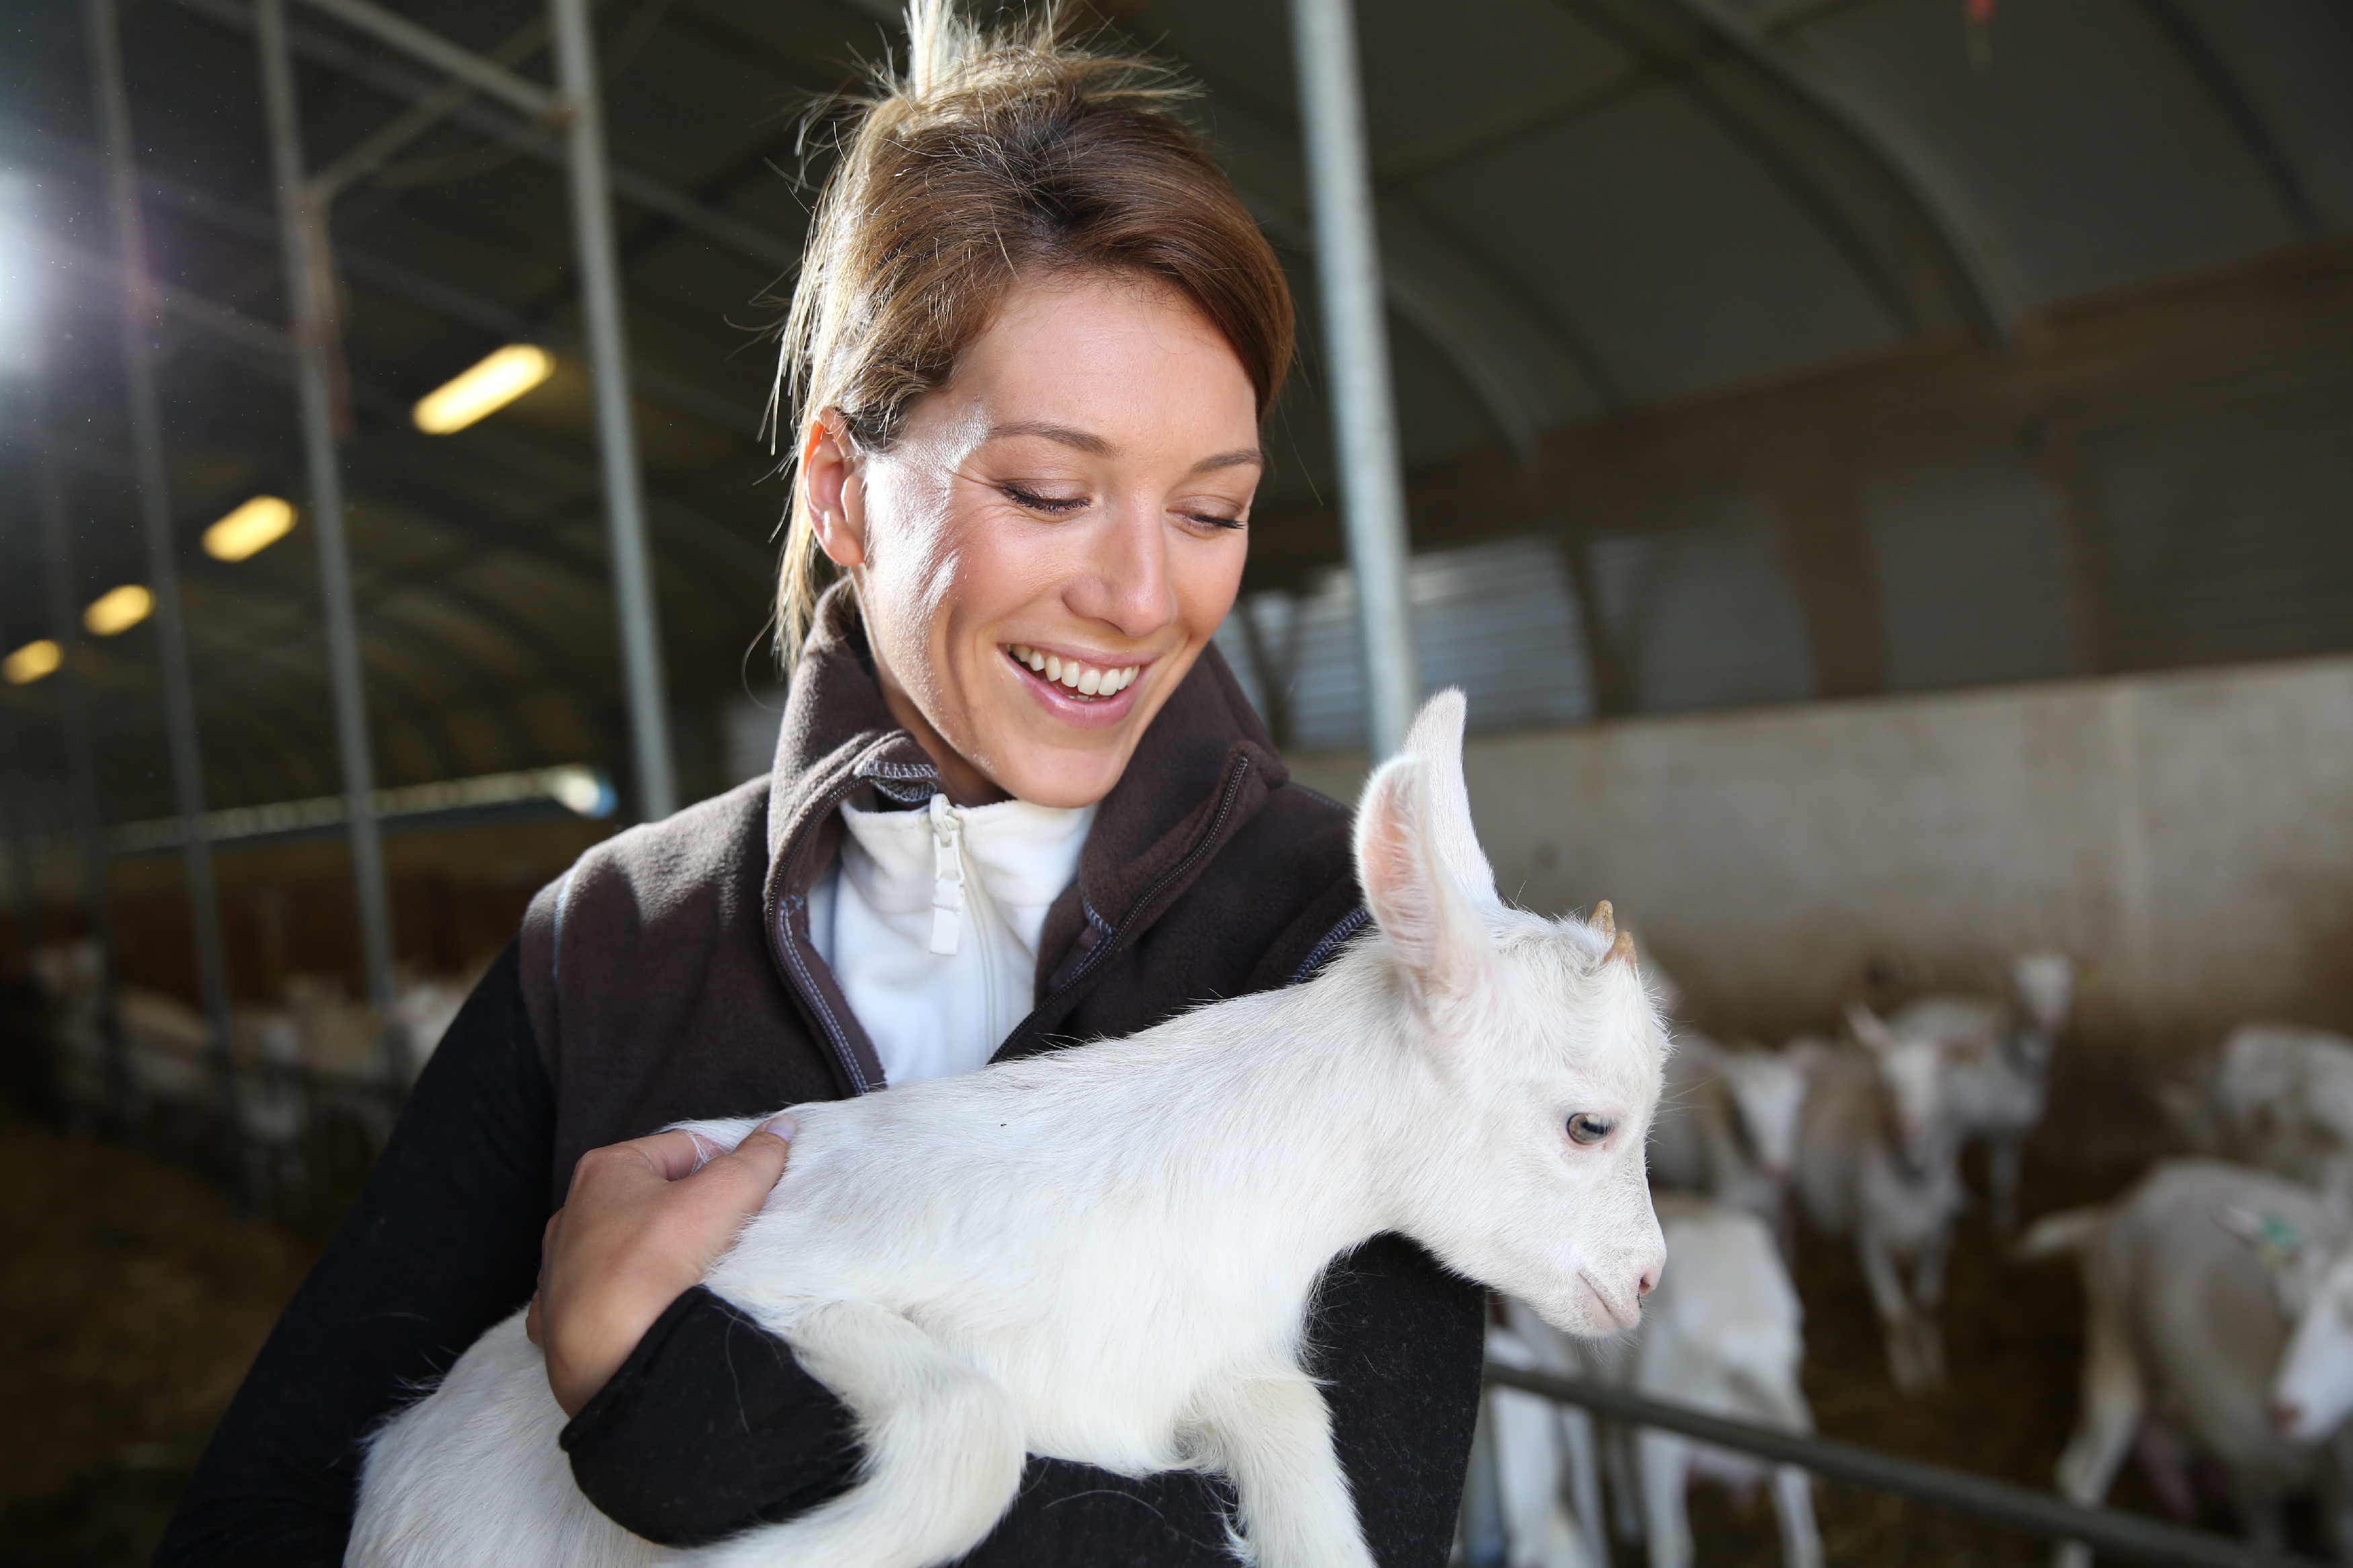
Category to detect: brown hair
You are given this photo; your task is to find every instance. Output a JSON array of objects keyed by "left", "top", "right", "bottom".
[{"left": 770, "top": 0, "right": 1294, "bottom": 665}]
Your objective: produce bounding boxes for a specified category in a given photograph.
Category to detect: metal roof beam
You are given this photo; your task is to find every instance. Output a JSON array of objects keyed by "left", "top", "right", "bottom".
[
  {"left": 1646, "top": 0, "right": 2022, "bottom": 345},
  {"left": 166, "top": 0, "right": 801, "bottom": 271},
  {"left": 1199, "top": 87, "right": 1621, "bottom": 446},
  {"left": 293, "top": 0, "right": 554, "bottom": 117},
  {"left": 2128, "top": 0, "right": 2321, "bottom": 239},
  {"left": 39, "top": 241, "right": 770, "bottom": 600},
  {"left": 0, "top": 116, "right": 762, "bottom": 441}
]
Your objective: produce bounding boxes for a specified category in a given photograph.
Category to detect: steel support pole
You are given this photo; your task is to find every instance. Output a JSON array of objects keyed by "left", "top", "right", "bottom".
[
  {"left": 1289, "top": 0, "right": 1419, "bottom": 761},
  {"left": 256, "top": 0, "right": 401, "bottom": 1072},
  {"left": 87, "top": 0, "right": 241, "bottom": 1169},
  {"left": 0, "top": 681, "right": 38, "bottom": 985},
  {"left": 551, "top": 0, "right": 674, "bottom": 821},
  {"left": 31, "top": 377, "right": 132, "bottom": 1126}
]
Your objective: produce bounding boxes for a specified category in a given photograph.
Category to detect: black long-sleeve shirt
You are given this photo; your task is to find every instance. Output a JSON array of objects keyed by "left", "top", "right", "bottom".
[{"left": 151, "top": 944, "right": 1483, "bottom": 1565}]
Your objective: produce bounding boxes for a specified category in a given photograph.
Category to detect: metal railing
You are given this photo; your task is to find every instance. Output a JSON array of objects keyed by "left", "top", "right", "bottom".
[{"left": 1484, "top": 1362, "right": 2321, "bottom": 1568}]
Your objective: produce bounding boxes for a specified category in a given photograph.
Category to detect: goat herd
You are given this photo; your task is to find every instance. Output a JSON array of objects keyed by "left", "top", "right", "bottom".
[
  {"left": 19, "top": 923, "right": 2353, "bottom": 1565},
  {"left": 1491, "top": 952, "right": 2353, "bottom": 1568},
  {"left": 25, "top": 939, "right": 477, "bottom": 1212}
]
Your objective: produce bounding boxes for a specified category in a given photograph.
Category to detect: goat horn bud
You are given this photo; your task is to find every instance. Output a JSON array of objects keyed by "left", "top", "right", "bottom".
[
  {"left": 1605, "top": 929, "right": 1638, "bottom": 968},
  {"left": 1589, "top": 900, "right": 1616, "bottom": 938}
]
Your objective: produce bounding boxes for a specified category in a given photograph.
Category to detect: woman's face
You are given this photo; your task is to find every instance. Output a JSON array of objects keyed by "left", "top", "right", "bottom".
[{"left": 803, "top": 272, "right": 1262, "bottom": 809}]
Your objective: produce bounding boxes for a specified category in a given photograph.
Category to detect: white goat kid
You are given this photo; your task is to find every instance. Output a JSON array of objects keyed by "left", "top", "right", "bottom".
[
  {"left": 1624, "top": 1196, "right": 1821, "bottom": 1568},
  {"left": 1888, "top": 951, "right": 2074, "bottom": 1234},
  {"left": 1794, "top": 1009, "right": 1964, "bottom": 1392},
  {"left": 1497, "top": 1199, "right": 1821, "bottom": 1568},
  {"left": 1648, "top": 1032, "right": 1812, "bottom": 1245},
  {"left": 2022, "top": 1159, "right": 2353, "bottom": 1567},
  {"left": 1487, "top": 1322, "right": 1607, "bottom": 1568},
  {"left": 2178, "top": 1023, "right": 2353, "bottom": 1208},
  {"left": 348, "top": 691, "right": 1670, "bottom": 1568}
]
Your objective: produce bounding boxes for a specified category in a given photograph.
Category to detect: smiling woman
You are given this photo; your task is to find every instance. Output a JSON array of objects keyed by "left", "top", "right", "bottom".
[
  {"left": 156, "top": 5, "right": 1484, "bottom": 1566},
  {"left": 800, "top": 272, "right": 1266, "bottom": 807}
]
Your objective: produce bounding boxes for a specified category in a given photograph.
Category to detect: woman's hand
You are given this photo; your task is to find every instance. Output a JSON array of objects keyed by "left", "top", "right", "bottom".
[{"left": 526, "top": 1118, "right": 796, "bottom": 1417}]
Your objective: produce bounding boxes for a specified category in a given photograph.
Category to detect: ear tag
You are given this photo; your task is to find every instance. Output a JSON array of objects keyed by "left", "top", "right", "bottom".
[
  {"left": 928, "top": 793, "right": 965, "bottom": 956},
  {"left": 2257, "top": 1212, "right": 2305, "bottom": 1270}
]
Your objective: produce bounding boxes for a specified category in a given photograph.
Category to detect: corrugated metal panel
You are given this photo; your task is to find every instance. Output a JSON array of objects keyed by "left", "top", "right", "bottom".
[
  {"left": 1589, "top": 497, "right": 1817, "bottom": 714},
  {"left": 1218, "top": 537, "right": 1593, "bottom": 750}
]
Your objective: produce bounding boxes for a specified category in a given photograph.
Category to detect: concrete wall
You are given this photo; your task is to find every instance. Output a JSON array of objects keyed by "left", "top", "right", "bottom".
[{"left": 1287, "top": 655, "right": 2353, "bottom": 1057}]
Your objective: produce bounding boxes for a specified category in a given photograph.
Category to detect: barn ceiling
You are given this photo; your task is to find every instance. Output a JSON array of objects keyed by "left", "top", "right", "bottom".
[{"left": 0, "top": 0, "right": 2346, "bottom": 819}]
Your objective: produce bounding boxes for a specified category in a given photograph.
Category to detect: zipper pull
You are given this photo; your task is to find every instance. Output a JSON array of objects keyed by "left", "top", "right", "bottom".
[{"left": 928, "top": 792, "right": 964, "bottom": 956}]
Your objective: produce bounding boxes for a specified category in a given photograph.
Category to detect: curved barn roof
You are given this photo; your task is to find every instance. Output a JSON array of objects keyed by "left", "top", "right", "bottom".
[{"left": 0, "top": 0, "right": 2348, "bottom": 818}]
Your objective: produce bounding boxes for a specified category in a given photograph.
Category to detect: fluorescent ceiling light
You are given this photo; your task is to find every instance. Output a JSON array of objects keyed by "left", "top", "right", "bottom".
[
  {"left": 0, "top": 169, "right": 43, "bottom": 379},
  {"left": 85, "top": 583, "right": 153, "bottom": 636},
  {"left": 204, "top": 495, "right": 296, "bottom": 561},
  {"left": 3, "top": 639, "right": 59, "bottom": 686},
  {"left": 413, "top": 343, "right": 553, "bottom": 434}
]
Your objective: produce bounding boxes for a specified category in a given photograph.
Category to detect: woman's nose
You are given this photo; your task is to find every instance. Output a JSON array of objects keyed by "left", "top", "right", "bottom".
[{"left": 1064, "top": 507, "right": 1176, "bottom": 638}]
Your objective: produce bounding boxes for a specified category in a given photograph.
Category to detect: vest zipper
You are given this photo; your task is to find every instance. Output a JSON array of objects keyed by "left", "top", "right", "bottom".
[{"left": 768, "top": 765, "right": 939, "bottom": 1096}]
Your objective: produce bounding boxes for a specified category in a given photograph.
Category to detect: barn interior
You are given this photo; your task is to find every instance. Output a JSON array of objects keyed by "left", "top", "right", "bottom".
[{"left": 0, "top": 0, "right": 2350, "bottom": 1561}]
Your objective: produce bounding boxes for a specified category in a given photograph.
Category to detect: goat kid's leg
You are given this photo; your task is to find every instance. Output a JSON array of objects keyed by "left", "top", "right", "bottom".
[
  {"left": 1771, "top": 1465, "right": 1821, "bottom": 1568},
  {"left": 1634, "top": 1430, "right": 1692, "bottom": 1568},
  {"left": 1604, "top": 1422, "right": 1645, "bottom": 1546},
  {"left": 1194, "top": 1371, "right": 1376, "bottom": 1568},
  {"left": 1560, "top": 1405, "right": 1611, "bottom": 1568},
  {"left": 1856, "top": 1230, "right": 1925, "bottom": 1393},
  {"left": 2050, "top": 1286, "right": 2143, "bottom": 1568},
  {"left": 1490, "top": 1385, "right": 1587, "bottom": 1568},
  {"left": 684, "top": 1300, "right": 1023, "bottom": 1568},
  {"left": 1909, "top": 1237, "right": 1951, "bottom": 1387}
]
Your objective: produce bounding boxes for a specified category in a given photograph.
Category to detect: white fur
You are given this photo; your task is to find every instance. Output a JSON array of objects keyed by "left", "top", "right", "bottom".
[
  {"left": 348, "top": 690, "right": 1669, "bottom": 1568},
  {"left": 2172, "top": 1022, "right": 2353, "bottom": 1210},
  {"left": 1648, "top": 1032, "right": 1812, "bottom": 1245},
  {"left": 2020, "top": 1159, "right": 2353, "bottom": 1568},
  {"left": 1794, "top": 1011, "right": 1964, "bottom": 1393},
  {"left": 1495, "top": 1198, "right": 1819, "bottom": 1568},
  {"left": 1888, "top": 950, "right": 2075, "bottom": 1233}
]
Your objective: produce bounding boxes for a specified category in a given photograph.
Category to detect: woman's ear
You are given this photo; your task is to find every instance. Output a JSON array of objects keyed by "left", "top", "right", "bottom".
[{"left": 802, "top": 411, "right": 867, "bottom": 569}]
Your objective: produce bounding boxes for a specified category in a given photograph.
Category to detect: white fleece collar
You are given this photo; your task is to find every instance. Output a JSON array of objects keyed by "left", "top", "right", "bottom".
[{"left": 812, "top": 792, "right": 1094, "bottom": 1086}]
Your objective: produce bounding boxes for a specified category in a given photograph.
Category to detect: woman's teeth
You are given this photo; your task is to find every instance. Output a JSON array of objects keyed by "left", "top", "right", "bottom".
[{"left": 1007, "top": 645, "right": 1140, "bottom": 698}]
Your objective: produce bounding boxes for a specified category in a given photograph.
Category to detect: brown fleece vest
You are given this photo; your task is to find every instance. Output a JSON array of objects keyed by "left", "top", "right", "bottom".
[{"left": 518, "top": 589, "right": 1365, "bottom": 1203}]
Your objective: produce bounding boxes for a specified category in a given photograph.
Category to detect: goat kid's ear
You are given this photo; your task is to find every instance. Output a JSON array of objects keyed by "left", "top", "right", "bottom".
[
  {"left": 1845, "top": 1000, "right": 1895, "bottom": 1053},
  {"left": 1356, "top": 754, "right": 1490, "bottom": 1016},
  {"left": 1398, "top": 689, "right": 1502, "bottom": 911}
]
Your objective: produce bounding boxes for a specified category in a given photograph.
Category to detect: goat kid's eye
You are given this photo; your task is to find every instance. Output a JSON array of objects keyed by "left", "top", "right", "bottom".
[{"left": 1566, "top": 1112, "right": 1615, "bottom": 1146}]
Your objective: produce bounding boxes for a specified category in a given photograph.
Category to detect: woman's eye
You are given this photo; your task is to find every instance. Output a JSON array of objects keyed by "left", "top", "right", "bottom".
[
  {"left": 1566, "top": 1112, "right": 1615, "bottom": 1146},
  {"left": 1180, "top": 511, "right": 1246, "bottom": 532},
  {"left": 1001, "top": 483, "right": 1088, "bottom": 515}
]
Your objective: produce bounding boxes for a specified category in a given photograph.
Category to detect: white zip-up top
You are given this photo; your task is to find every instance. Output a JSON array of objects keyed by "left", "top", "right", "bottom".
[{"left": 808, "top": 791, "right": 1095, "bottom": 1085}]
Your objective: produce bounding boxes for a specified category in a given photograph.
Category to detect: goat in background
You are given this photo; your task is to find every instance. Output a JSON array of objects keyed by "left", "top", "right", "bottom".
[
  {"left": 1887, "top": 952, "right": 2074, "bottom": 1234},
  {"left": 1795, "top": 1007, "right": 1965, "bottom": 1392}
]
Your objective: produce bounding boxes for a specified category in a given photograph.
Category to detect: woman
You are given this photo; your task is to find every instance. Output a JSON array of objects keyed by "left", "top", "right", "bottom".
[{"left": 155, "top": 7, "right": 1483, "bottom": 1563}]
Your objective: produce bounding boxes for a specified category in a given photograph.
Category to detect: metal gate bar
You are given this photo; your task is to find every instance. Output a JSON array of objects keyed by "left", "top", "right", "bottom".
[{"left": 1484, "top": 1362, "right": 2319, "bottom": 1568}]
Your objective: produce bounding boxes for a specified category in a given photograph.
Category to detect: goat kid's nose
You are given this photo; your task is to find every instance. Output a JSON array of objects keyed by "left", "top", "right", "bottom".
[
  {"left": 2272, "top": 1399, "right": 2304, "bottom": 1436},
  {"left": 1636, "top": 1263, "right": 1660, "bottom": 1298}
]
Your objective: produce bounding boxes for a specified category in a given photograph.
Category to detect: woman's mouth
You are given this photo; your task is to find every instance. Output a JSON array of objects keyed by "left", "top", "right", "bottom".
[{"left": 1004, "top": 644, "right": 1142, "bottom": 702}]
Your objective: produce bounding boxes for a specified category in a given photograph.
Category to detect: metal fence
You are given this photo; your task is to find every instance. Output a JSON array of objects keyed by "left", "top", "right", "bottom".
[{"left": 1482, "top": 1362, "right": 2321, "bottom": 1568}]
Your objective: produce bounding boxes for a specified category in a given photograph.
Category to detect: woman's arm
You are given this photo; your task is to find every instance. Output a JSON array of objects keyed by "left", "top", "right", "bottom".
[
  {"left": 559, "top": 1233, "right": 1484, "bottom": 1565},
  {"left": 153, "top": 944, "right": 553, "bottom": 1567}
]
